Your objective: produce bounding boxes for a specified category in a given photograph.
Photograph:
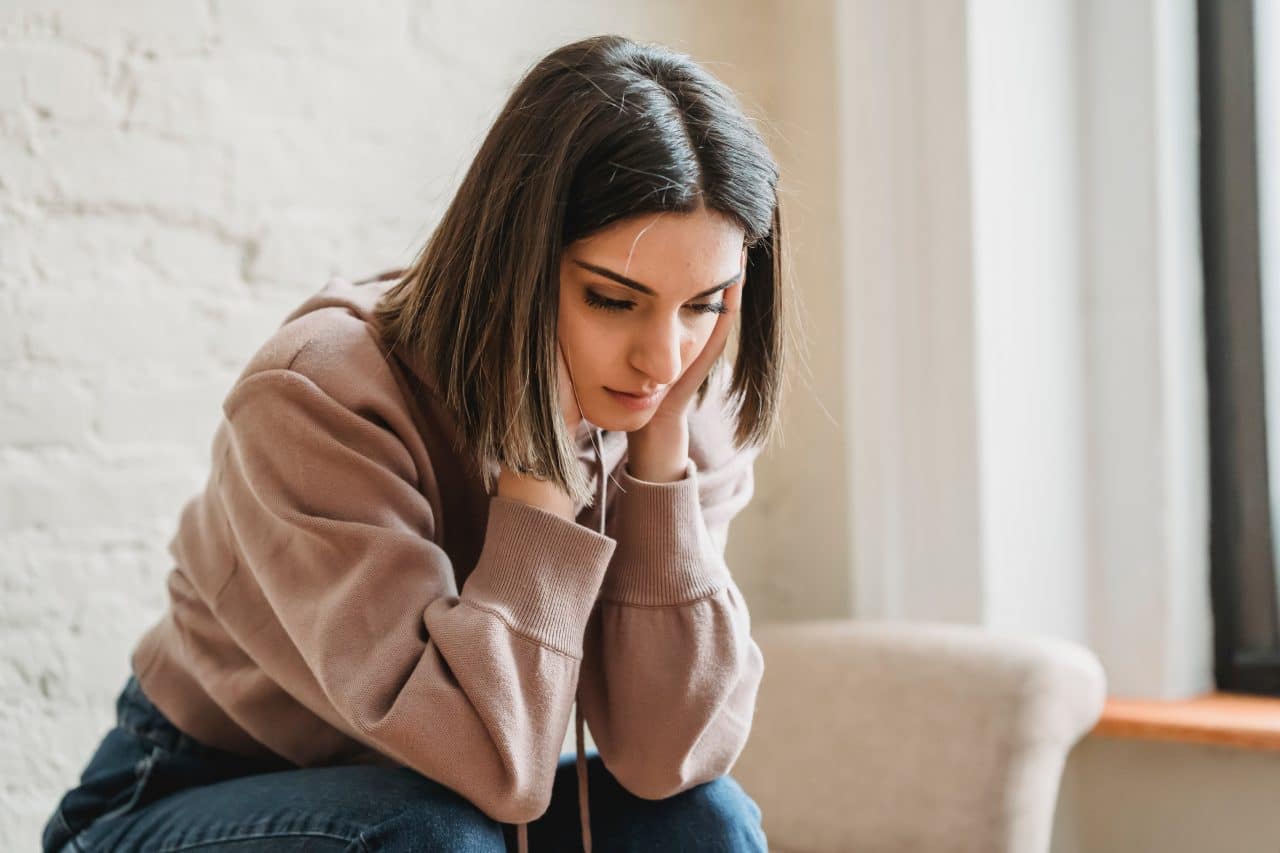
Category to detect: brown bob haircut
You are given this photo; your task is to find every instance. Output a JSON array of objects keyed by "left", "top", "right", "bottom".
[{"left": 374, "top": 34, "right": 787, "bottom": 508}]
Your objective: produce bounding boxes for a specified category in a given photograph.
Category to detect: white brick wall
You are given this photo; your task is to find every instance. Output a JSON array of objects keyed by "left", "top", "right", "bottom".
[{"left": 0, "top": 1, "right": 780, "bottom": 846}]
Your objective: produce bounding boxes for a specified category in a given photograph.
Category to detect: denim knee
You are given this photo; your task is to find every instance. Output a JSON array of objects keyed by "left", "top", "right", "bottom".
[{"left": 629, "top": 776, "right": 767, "bottom": 852}]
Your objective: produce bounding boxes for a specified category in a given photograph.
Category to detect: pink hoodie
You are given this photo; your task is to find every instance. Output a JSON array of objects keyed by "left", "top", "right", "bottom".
[{"left": 128, "top": 272, "right": 765, "bottom": 852}]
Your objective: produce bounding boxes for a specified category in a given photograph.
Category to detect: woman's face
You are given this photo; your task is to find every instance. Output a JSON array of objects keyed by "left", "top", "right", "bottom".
[{"left": 558, "top": 204, "right": 747, "bottom": 432}]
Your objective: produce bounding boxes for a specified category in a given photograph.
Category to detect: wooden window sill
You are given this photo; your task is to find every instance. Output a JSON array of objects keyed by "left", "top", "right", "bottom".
[{"left": 1091, "top": 691, "right": 1280, "bottom": 752}]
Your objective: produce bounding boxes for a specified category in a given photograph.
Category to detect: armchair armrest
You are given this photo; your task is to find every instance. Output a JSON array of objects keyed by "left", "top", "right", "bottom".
[{"left": 734, "top": 619, "right": 1105, "bottom": 853}]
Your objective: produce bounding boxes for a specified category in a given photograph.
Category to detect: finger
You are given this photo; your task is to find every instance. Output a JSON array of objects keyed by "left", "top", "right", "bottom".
[
  {"left": 683, "top": 301, "right": 735, "bottom": 384},
  {"left": 658, "top": 281, "right": 743, "bottom": 413},
  {"left": 704, "top": 282, "right": 741, "bottom": 353},
  {"left": 725, "top": 278, "right": 743, "bottom": 312},
  {"left": 696, "top": 282, "right": 742, "bottom": 374}
]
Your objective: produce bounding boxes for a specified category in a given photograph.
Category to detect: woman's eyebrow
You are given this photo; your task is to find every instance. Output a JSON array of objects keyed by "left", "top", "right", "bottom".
[{"left": 572, "top": 259, "right": 742, "bottom": 299}]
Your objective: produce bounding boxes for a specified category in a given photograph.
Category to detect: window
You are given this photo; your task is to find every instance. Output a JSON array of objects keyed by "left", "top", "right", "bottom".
[{"left": 1201, "top": 0, "right": 1280, "bottom": 696}]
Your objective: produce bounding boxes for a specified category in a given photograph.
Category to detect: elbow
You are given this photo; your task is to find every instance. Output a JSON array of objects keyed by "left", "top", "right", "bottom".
[
  {"left": 500, "top": 771, "right": 557, "bottom": 824},
  {"left": 609, "top": 717, "right": 756, "bottom": 802},
  {"left": 598, "top": 690, "right": 761, "bottom": 802},
  {"left": 467, "top": 747, "right": 559, "bottom": 825},
  {"left": 333, "top": 704, "right": 556, "bottom": 825},
  {"left": 487, "top": 794, "right": 551, "bottom": 827},
  {"left": 406, "top": 759, "right": 555, "bottom": 826},
  {"left": 611, "top": 766, "right": 685, "bottom": 802},
  {"left": 602, "top": 748, "right": 710, "bottom": 802}
]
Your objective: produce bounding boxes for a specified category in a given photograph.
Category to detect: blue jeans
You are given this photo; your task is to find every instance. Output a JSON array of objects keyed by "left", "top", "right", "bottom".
[{"left": 42, "top": 675, "right": 769, "bottom": 852}]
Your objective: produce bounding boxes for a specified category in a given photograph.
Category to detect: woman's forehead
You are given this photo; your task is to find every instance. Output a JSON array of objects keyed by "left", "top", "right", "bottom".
[{"left": 568, "top": 209, "right": 746, "bottom": 295}]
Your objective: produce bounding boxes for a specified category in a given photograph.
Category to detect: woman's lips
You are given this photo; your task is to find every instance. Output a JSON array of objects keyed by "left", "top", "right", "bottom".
[{"left": 605, "top": 387, "right": 663, "bottom": 411}]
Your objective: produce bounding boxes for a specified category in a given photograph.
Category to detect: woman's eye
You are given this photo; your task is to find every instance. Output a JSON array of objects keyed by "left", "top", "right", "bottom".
[
  {"left": 583, "top": 289, "right": 729, "bottom": 316},
  {"left": 583, "top": 289, "right": 633, "bottom": 312},
  {"left": 689, "top": 301, "right": 729, "bottom": 315}
]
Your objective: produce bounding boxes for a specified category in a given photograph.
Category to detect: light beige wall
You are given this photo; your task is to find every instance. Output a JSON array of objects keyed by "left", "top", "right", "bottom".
[
  {"left": 1051, "top": 737, "right": 1280, "bottom": 852},
  {"left": 722, "top": 0, "right": 853, "bottom": 623}
]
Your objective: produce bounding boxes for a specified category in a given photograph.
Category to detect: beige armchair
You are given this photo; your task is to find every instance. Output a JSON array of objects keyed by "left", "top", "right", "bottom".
[{"left": 734, "top": 620, "right": 1106, "bottom": 853}]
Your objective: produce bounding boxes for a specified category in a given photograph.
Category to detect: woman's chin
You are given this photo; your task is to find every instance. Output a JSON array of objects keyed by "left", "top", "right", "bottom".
[
  {"left": 581, "top": 401, "right": 652, "bottom": 433},
  {"left": 584, "top": 416, "right": 644, "bottom": 434}
]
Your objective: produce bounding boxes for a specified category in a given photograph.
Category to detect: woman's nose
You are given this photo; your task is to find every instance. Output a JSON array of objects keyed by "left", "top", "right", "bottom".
[{"left": 631, "top": 315, "right": 684, "bottom": 387}]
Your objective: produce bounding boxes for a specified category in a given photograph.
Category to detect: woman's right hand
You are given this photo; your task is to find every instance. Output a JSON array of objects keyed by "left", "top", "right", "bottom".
[{"left": 494, "top": 341, "right": 584, "bottom": 519}]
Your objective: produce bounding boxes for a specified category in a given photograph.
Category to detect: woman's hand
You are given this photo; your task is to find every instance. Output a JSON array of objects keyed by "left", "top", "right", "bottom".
[
  {"left": 495, "top": 343, "right": 584, "bottom": 519},
  {"left": 626, "top": 278, "right": 742, "bottom": 480},
  {"left": 642, "top": 278, "right": 742, "bottom": 432}
]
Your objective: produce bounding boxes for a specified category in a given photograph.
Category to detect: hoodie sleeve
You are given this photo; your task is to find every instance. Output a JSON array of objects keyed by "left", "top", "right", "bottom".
[
  {"left": 575, "top": 394, "right": 766, "bottom": 801},
  {"left": 215, "top": 340, "right": 616, "bottom": 825}
]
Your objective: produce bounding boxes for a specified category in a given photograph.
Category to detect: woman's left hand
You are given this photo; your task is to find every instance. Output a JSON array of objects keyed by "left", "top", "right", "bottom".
[{"left": 631, "top": 277, "right": 742, "bottom": 439}]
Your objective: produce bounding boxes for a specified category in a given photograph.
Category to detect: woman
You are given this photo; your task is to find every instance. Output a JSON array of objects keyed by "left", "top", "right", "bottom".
[{"left": 42, "top": 32, "right": 786, "bottom": 853}]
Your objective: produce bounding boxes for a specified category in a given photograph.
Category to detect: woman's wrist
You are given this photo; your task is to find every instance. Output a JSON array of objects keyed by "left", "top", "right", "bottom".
[
  {"left": 496, "top": 464, "right": 576, "bottom": 520},
  {"left": 625, "top": 418, "right": 690, "bottom": 482}
]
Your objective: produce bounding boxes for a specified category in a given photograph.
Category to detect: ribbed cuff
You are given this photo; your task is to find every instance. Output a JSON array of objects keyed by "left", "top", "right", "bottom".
[
  {"left": 461, "top": 495, "right": 616, "bottom": 658},
  {"left": 600, "top": 459, "right": 732, "bottom": 605}
]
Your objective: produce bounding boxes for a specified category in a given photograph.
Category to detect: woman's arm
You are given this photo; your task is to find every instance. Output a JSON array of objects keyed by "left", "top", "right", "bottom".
[
  {"left": 215, "top": 333, "right": 614, "bottom": 826},
  {"left": 574, "top": 397, "right": 765, "bottom": 800}
]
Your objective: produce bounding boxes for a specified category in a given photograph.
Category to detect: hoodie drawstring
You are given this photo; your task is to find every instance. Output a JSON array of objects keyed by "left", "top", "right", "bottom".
[
  {"left": 516, "top": 425, "right": 606, "bottom": 853},
  {"left": 575, "top": 693, "right": 593, "bottom": 852}
]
